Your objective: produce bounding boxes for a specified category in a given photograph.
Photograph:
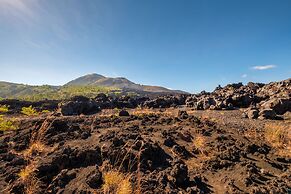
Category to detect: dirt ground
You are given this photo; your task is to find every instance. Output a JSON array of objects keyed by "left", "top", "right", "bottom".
[{"left": 0, "top": 107, "right": 290, "bottom": 193}]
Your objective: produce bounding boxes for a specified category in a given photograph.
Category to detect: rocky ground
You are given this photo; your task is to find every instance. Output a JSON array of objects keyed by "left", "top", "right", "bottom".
[
  {"left": 0, "top": 107, "right": 290, "bottom": 194},
  {"left": 0, "top": 78, "right": 290, "bottom": 194}
]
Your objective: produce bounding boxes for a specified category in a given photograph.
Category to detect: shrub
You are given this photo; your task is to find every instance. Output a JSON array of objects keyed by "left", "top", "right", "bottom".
[
  {"left": 0, "top": 115, "right": 17, "bottom": 131},
  {"left": 21, "top": 106, "right": 38, "bottom": 116},
  {"left": 0, "top": 105, "right": 9, "bottom": 113}
]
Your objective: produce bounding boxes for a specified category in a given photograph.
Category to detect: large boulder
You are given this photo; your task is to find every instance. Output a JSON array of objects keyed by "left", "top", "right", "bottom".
[
  {"left": 118, "top": 110, "right": 130, "bottom": 117},
  {"left": 258, "top": 109, "right": 277, "bottom": 120},
  {"left": 260, "top": 98, "right": 291, "bottom": 115},
  {"left": 168, "top": 161, "right": 189, "bottom": 187},
  {"left": 177, "top": 110, "right": 188, "bottom": 119},
  {"left": 58, "top": 96, "right": 100, "bottom": 116},
  {"left": 143, "top": 96, "right": 184, "bottom": 108}
]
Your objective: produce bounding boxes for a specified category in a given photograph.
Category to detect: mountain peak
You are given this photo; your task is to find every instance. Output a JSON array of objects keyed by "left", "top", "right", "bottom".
[
  {"left": 65, "top": 73, "right": 105, "bottom": 86},
  {"left": 65, "top": 73, "right": 186, "bottom": 94}
]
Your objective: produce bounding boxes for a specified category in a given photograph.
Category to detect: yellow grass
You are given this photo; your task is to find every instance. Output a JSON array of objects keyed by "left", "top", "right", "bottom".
[
  {"left": 23, "top": 142, "right": 46, "bottom": 158},
  {"left": 41, "top": 110, "right": 50, "bottom": 114},
  {"left": 265, "top": 123, "right": 291, "bottom": 157},
  {"left": 132, "top": 109, "right": 157, "bottom": 116},
  {"left": 186, "top": 133, "right": 213, "bottom": 170},
  {"left": 19, "top": 164, "right": 36, "bottom": 181},
  {"left": 193, "top": 135, "right": 206, "bottom": 151},
  {"left": 185, "top": 152, "right": 213, "bottom": 170},
  {"left": 131, "top": 108, "right": 174, "bottom": 117},
  {"left": 24, "top": 176, "right": 41, "bottom": 194},
  {"left": 103, "top": 170, "right": 132, "bottom": 194}
]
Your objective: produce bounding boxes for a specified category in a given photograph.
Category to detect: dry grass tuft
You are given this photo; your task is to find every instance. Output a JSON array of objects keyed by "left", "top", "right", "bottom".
[
  {"left": 265, "top": 123, "right": 291, "bottom": 157},
  {"left": 23, "top": 142, "right": 46, "bottom": 158},
  {"left": 200, "top": 113, "right": 218, "bottom": 123},
  {"left": 131, "top": 108, "right": 174, "bottom": 117},
  {"left": 186, "top": 134, "right": 213, "bottom": 170},
  {"left": 132, "top": 109, "right": 157, "bottom": 116},
  {"left": 19, "top": 163, "right": 36, "bottom": 181},
  {"left": 186, "top": 154, "right": 212, "bottom": 170},
  {"left": 193, "top": 135, "right": 206, "bottom": 151},
  {"left": 103, "top": 170, "right": 132, "bottom": 194},
  {"left": 24, "top": 175, "right": 41, "bottom": 194}
]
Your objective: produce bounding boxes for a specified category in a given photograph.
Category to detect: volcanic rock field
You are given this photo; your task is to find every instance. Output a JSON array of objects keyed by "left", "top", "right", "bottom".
[{"left": 0, "top": 79, "right": 290, "bottom": 193}]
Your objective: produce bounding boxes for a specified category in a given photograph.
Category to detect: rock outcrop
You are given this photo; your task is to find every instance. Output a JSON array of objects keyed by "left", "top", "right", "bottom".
[{"left": 186, "top": 78, "right": 291, "bottom": 119}]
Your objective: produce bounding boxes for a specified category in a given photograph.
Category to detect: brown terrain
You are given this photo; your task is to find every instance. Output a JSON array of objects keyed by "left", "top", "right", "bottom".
[{"left": 0, "top": 79, "right": 290, "bottom": 194}]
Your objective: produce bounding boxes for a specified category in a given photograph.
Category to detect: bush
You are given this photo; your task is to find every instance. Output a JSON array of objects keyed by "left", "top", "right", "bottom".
[
  {"left": 21, "top": 106, "right": 39, "bottom": 116},
  {"left": 0, "top": 105, "right": 9, "bottom": 113},
  {"left": 0, "top": 115, "right": 17, "bottom": 131}
]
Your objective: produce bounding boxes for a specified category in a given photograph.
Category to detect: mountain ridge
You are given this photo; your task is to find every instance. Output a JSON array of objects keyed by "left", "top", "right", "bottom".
[
  {"left": 65, "top": 73, "right": 186, "bottom": 93},
  {"left": 0, "top": 73, "right": 187, "bottom": 100}
]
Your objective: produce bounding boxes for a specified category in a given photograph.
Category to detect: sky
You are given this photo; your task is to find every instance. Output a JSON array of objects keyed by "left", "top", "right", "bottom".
[{"left": 0, "top": 0, "right": 290, "bottom": 92}]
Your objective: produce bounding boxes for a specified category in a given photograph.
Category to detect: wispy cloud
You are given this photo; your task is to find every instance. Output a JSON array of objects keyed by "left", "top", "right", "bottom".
[
  {"left": 241, "top": 74, "right": 247, "bottom": 78},
  {"left": 24, "top": 40, "right": 54, "bottom": 49},
  {"left": 0, "top": 0, "right": 74, "bottom": 45},
  {"left": 0, "top": 0, "right": 37, "bottom": 23},
  {"left": 252, "top": 65, "right": 277, "bottom": 70}
]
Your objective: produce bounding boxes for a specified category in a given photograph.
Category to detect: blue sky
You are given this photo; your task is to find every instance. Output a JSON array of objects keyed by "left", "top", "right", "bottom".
[{"left": 0, "top": 0, "right": 290, "bottom": 92}]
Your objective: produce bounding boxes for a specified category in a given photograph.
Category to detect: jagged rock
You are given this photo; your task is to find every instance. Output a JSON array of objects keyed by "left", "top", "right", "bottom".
[
  {"left": 59, "top": 96, "right": 100, "bottom": 116},
  {"left": 119, "top": 110, "right": 130, "bottom": 116},
  {"left": 258, "top": 109, "right": 277, "bottom": 120},
  {"left": 260, "top": 98, "right": 291, "bottom": 115},
  {"left": 247, "top": 109, "right": 259, "bottom": 119},
  {"left": 143, "top": 95, "right": 186, "bottom": 108},
  {"left": 168, "top": 161, "right": 189, "bottom": 186},
  {"left": 178, "top": 110, "right": 188, "bottom": 119},
  {"left": 86, "top": 168, "right": 103, "bottom": 189},
  {"left": 184, "top": 78, "right": 290, "bottom": 120}
]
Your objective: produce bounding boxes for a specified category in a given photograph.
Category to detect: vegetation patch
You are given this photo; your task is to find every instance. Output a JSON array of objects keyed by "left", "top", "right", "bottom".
[
  {"left": 19, "top": 164, "right": 36, "bottom": 181},
  {"left": 21, "top": 106, "right": 39, "bottom": 116},
  {"left": 103, "top": 170, "right": 132, "bottom": 194},
  {"left": 0, "top": 105, "right": 9, "bottom": 113},
  {"left": 0, "top": 82, "right": 121, "bottom": 101},
  {"left": 265, "top": 123, "right": 291, "bottom": 157},
  {"left": 0, "top": 115, "right": 17, "bottom": 131},
  {"left": 23, "top": 142, "right": 46, "bottom": 158}
]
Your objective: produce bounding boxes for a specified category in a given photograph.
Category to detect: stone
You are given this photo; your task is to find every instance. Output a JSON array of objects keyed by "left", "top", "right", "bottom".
[
  {"left": 247, "top": 109, "right": 259, "bottom": 119},
  {"left": 258, "top": 109, "right": 277, "bottom": 120},
  {"left": 119, "top": 110, "right": 130, "bottom": 116}
]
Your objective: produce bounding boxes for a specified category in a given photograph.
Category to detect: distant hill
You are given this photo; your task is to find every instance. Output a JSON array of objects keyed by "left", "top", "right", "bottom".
[
  {"left": 66, "top": 73, "right": 185, "bottom": 93},
  {"left": 0, "top": 73, "right": 187, "bottom": 101}
]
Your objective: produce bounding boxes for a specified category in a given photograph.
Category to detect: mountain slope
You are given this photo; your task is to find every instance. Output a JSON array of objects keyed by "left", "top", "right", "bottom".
[
  {"left": 66, "top": 73, "right": 185, "bottom": 93},
  {"left": 0, "top": 73, "right": 187, "bottom": 100},
  {"left": 65, "top": 74, "right": 106, "bottom": 86},
  {"left": 0, "top": 82, "right": 59, "bottom": 99}
]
